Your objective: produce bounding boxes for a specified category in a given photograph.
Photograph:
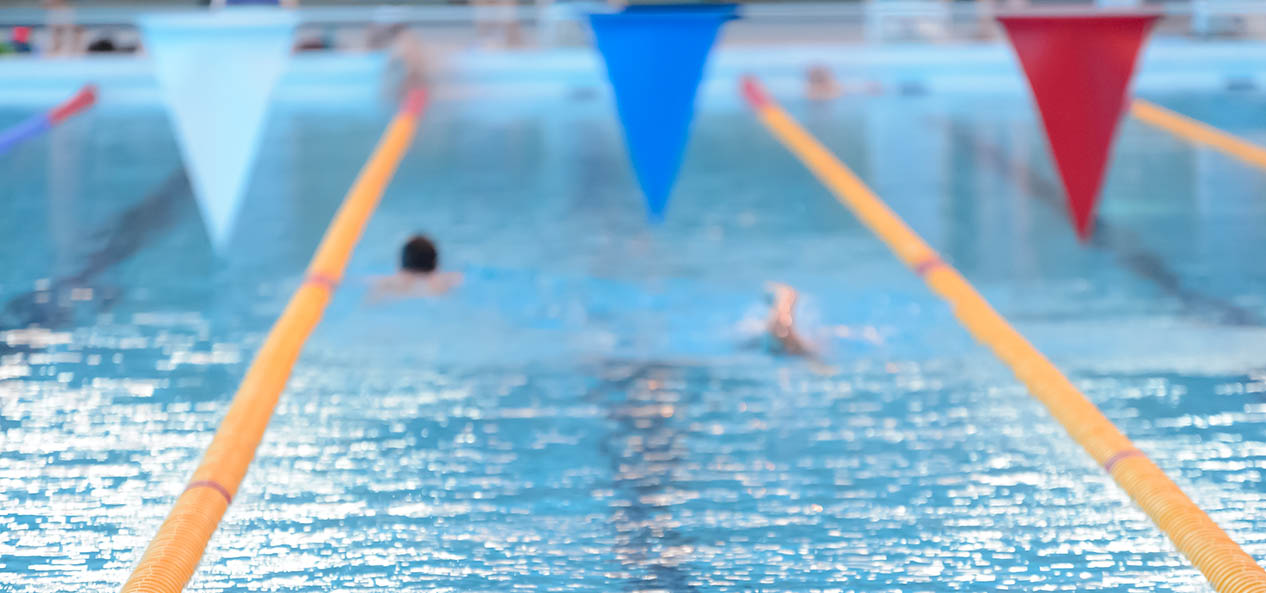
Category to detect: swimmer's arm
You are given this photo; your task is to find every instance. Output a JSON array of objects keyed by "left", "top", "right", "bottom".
[
  {"left": 778, "top": 328, "right": 815, "bottom": 358},
  {"left": 365, "top": 272, "right": 463, "bottom": 303}
]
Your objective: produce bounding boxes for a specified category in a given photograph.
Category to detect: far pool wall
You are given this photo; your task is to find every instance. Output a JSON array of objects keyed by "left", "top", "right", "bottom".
[{"left": 2, "top": 37, "right": 1266, "bottom": 109}]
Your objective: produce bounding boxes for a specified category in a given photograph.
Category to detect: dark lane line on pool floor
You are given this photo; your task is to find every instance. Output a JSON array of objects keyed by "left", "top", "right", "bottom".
[
  {"left": 586, "top": 362, "right": 702, "bottom": 593},
  {"left": 0, "top": 168, "right": 191, "bottom": 333},
  {"left": 939, "top": 120, "right": 1261, "bottom": 328}
]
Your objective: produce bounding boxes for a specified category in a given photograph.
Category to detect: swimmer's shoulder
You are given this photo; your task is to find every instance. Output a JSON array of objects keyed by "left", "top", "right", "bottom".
[{"left": 424, "top": 271, "right": 463, "bottom": 295}]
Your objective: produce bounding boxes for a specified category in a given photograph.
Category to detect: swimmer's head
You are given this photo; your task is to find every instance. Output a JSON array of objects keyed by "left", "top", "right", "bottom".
[
  {"left": 807, "top": 65, "right": 833, "bottom": 84},
  {"left": 401, "top": 234, "right": 438, "bottom": 274}
]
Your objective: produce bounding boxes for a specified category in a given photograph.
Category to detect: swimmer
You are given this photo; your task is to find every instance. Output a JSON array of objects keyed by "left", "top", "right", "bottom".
[
  {"left": 383, "top": 25, "right": 430, "bottom": 103},
  {"left": 369, "top": 234, "right": 462, "bottom": 301},
  {"left": 765, "top": 282, "right": 814, "bottom": 357},
  {"left": 805, "top": 65, "right": 843, "bottom": 102}
]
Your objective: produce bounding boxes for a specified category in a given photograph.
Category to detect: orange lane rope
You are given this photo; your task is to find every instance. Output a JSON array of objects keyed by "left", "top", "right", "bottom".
[
  {"left": 741, "top": 75, "right": 1266, "bottom": 593},
  {"left": 1132, "top": 98, "right": 1266, "bottom": 172},
  {"left": 120, "top": 88, "right": 428, "bottom": 593}
]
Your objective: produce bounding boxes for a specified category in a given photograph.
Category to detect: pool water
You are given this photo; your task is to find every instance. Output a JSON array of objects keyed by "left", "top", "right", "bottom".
[{"left": 1, "top": 88, "right": 1265, "bottom": 592}]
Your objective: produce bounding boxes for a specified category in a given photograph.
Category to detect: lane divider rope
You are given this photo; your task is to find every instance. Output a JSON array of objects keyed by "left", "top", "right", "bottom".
[
  {"left": 0, "top": 84, "right": 97, "bottom": 157},
  {"left": 119, "top": 88, "right": 428, "bottom": 593},
  {"left": 1103, "top": 449, "right": 1147, "bottom": 473},
  {"left": 304, "top": 272, "right": 341, "bottom": 292},
  {"left": 912, "top": 255, "right": 945, "bottom": 278},
  {"left": 1132, "top": 98, "right": 1266, "bottom": 171},
  {"left": 741, "top": 75, "right": 1266, "bottom": 593},
  {"left": 182, "top": 480, "right": 232, "bottom": 505}
]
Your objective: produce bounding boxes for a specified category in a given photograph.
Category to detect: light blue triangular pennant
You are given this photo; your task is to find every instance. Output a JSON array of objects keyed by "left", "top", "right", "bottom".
[{"left": 141, "top": 9, "right": 295, "bottom": 252}]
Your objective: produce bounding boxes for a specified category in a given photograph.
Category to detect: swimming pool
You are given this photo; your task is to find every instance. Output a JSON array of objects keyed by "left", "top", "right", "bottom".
[{"left": 2, "top": 66, "right": 1266, "bottom": 591}]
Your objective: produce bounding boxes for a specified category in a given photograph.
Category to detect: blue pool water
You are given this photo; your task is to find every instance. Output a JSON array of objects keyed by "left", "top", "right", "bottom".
[{"left": 1, "top": 87, "right": 1265, "bottom": 592}]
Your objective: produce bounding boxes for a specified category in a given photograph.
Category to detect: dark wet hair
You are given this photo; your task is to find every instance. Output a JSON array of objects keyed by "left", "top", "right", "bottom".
[{"left": 401, "top": 234, "right": 438, "bottom": 273}]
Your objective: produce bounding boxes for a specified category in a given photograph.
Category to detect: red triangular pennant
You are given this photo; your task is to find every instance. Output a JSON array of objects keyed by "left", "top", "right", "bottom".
[{"left": 999, "top": 14, "right": 1157, "bottom": 241}]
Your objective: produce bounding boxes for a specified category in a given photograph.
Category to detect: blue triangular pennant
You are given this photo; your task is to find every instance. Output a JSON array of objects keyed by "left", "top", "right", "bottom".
[
  {"left": 140, "top": 9, "right": 295, "bottom": 252},
  {"left": 590, "top": 4, "right": 736, "bottom": 221}
]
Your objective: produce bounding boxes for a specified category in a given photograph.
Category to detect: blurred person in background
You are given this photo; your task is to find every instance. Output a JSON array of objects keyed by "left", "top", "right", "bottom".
[
  {"left": 805, "top": 64, "right": 883, "bottom": 100},
  {"left": 85, "top": 29, "right": 139, "bottom": 54},
  {"left": 806, "top": 65, "right": 843, "bottom": 101},
  {"left": 975, "top": 0, "right": 1029, "bottom": 39},
  {"left": 474, "top": 0, "right": 523, "bottom": 48},
  {"left": 43, "top": 0, "right": 75, "bottom": 56},
  {"left": 293, "top": 27, "right": 333, "bottom": 52},
  {"left": 10, "top": 27, "right": 32, "bottom": 53},
  {"left": 86, "top": 35, "right": 115, "bottom": 53},
  {"left": 371, "top": 24, "right": 430, "bottom": 103},
  {"left": 207, "top": 0, "right": 299, "bottom": 6}
]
